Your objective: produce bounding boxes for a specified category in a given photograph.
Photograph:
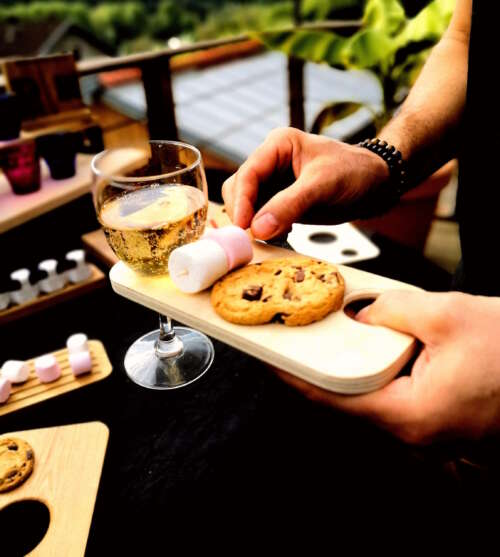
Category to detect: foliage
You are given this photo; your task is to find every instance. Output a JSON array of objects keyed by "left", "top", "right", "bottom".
[
  {"left": 257, "top": 0, "right": 455, "bottom": 133},
  {"left": 194, "top": 2, "right": 293, "bottom": 41}
]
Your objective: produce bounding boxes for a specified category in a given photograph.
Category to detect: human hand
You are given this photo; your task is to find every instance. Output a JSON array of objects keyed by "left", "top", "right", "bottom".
[
  {"left": 221, "top": 127, "right": 389, "bottom": 240},
  {"left": 270, "top": 290, "right": 500, "bottom": 445}
]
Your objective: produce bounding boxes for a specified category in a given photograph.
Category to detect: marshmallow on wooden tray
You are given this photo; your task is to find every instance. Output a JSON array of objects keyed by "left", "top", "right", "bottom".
[
  {"left": 69, "top": 351, "right": 92, "bottom": 376},
  {"left": 168, "top": 226, "right": 253, "bottom": 293},
  {"left": 0, "top": 378, "right": 11, "bottom": 403},
  {"left": 66, "top": 333, "right": 89, "bottom": 354},
  {"left": 1, "top": 360, "right": 30, "bottom": 383},
  {"left": 34, "top": 354, "right": 61, "bottom": 383}
]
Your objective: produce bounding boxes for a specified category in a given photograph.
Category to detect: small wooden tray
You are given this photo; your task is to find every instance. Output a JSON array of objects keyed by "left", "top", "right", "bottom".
[
  {"left": 0, "top": 422, "right": 109, "bottom": 557},
  {"left": 0, "top": 340, "right": 112, "bottom": 417},
  {"left": 0, "top": 264, "right": 106, "bottom": 326}
]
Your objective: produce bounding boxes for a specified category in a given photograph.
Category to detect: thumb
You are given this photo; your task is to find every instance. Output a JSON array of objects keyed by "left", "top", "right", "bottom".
[
  {"left": 250, "top": 169, "right": 323, "bottom": 240},
  {"left": 356, "top": 290, "right": 447, "bottom": 344}
]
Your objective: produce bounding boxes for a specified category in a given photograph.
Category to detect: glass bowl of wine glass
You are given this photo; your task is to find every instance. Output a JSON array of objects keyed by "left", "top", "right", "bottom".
[{"left": 92, "top": 140, "right": 214, "bottom": 390}]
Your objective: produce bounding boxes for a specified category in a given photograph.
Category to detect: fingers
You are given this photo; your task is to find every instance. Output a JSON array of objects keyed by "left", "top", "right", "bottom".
[
  {"left": 249, "top": 166, "right": 325, "bottom": 239},
  {"left": 356, "top": 290, "right": 455, "bottom": 344},
  {"left": 222, "top": 128, "right": 297, "bottom": 230}
]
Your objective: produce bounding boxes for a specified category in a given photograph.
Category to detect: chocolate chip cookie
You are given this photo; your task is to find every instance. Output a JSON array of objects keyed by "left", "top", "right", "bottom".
[
  {"left": 211, "top": 256, "right": 345, "bottom": 326},
  {"left": 0, "top": 437, "right": 35, "bottom": 493}
]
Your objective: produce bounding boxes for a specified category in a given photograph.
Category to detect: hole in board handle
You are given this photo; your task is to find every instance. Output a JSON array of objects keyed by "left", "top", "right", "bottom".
[
  {"left": 0, "top": 499, "right": 50, "bottom": 556},
  {"left": 343, "top": 292, "right": 380, "bottom": 320}
]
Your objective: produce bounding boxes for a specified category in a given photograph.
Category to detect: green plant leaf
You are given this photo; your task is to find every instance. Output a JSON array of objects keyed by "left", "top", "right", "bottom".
[
  {"left": 363, "top": 0, "right": 406, "bottom": 35},
  {"left": 256, "top": 30, "right": 348, "bottom": 66},
  {"left": 310, "top": 101, "right": 367, "bottom": 134},
  {"left": 344, "top": 28, "right": 395, "bottom": 71},
  {"left": 396, "top": 0, "right": 455, "bottom": 48}
]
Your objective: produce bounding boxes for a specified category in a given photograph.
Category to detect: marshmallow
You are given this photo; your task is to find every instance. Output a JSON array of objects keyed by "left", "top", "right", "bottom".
[
  {"left": 0, "top": 378, "right": 11, "bottom": 404},
  {"left": 34, "top": 354, "right": 61, "bottom": 383},
  {"left": 69, "top": 351, "right": 92, "bottom": 376},
  {"left": 1, "top": 360, "right": 30, "bottom": 383},
  {"left": 168, "top": 226, "right": 253, "bottom": 293},
  {"left": 66, "top": 333, "right": 89, "bottom": 354}
]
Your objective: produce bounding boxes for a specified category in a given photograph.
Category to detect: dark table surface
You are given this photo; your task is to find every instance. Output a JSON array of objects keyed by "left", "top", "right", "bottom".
[{"left": 1, "top": 196, "right": 498, "bottom": 551}]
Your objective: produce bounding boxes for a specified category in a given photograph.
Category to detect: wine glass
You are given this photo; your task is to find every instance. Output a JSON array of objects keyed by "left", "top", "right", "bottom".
[{"left": 91, "top": 140, "right": 214, "bottom": 389}]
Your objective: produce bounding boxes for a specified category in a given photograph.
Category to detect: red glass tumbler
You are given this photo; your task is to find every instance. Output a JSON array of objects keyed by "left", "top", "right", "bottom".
[{"left": 0, "top": 139, "right": 41, "bottom": 195}]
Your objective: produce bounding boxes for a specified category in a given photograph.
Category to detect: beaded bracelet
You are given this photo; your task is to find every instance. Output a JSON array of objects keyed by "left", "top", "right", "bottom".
[{"left": 358, "top": 138, "right": 408, "bottom": 199}]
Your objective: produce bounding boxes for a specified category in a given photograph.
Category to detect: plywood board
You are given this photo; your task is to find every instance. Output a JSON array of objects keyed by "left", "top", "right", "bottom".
[
  {"left": 0, "top": 422, "right": 109, "bottom": 557},
  {"left": 110, "top": 240, "right": 420, "bottom": 394},
  {"left": 0, "top": 341, "right": 112, "bottom": 417}
]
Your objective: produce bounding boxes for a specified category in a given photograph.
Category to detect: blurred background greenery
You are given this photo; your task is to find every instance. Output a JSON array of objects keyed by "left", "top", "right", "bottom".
[{"left": 0, "top": 1, "right": 437, "bottom": 55}]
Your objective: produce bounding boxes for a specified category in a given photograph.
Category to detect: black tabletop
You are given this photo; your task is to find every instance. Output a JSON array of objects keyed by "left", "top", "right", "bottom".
[{"left": 0, "top": 198, "right": 496, "bottom": 550}]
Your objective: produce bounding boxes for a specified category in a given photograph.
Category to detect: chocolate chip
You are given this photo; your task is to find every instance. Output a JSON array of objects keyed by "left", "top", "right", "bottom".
[
  {"left": 283, "top": 287, "right": 293, "bottom": 300},
  {"left": 7, "top": 443, "right": 18, "bottom": 451},
  {"left": 26, "top": 450, "right": 33, "bottom": 460},
  {"left": 274, "top": 269, "right": 282, "bottom": 276},
  {"left": 318, "top": 274, "right": 326, "bottom": 282},
  {"left": 262, "top": 296, "right": 272, "bottom": 302},
  {"left": 294, "top": 269, "right": 305, "bottom": 282},
  {"left": 242, "top": 285, "right": 263, "bottom": 301},
  {"left": 271, "top": 313, "right": 288, "bottom": 323},
  {"left": 7, "top": 470, "right": 17, "bottom": 478}
]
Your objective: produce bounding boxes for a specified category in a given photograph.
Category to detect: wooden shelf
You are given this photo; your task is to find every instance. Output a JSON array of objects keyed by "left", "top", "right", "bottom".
[
  {"left": 0, "top": 154, "right": 94, "bottom": 234},
  {"left": 0, "top": 264, "right": 106, "bottom": 325}
]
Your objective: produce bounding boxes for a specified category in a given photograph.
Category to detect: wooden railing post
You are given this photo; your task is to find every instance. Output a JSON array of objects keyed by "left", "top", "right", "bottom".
[{"left": 141, "top": 55, "right": 178, "bottom": 140}]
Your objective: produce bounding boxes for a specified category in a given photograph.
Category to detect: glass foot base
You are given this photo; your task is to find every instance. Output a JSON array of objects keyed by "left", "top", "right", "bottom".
[{"left": 124, "top": 327, "right": 214, "bottom": 390}]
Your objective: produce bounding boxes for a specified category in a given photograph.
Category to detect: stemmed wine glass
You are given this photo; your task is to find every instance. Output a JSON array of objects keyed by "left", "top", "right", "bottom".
[{"left": 91, "top": 140, "right": 214, "bottom": 389}]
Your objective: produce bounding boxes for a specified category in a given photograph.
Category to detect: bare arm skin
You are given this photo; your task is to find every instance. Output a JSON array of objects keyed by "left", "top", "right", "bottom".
[{"left": 222, "top": 0, "right": 472, "bottom": 240}]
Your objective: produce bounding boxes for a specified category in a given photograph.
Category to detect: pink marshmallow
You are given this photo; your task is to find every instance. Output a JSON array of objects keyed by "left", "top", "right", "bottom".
[
  {"left": 0, "top": 377, "right": 11, "bottom": 404},
  {"left": 69, "top": 351, "right": 92, "bottom": 376},
  {"left": 204, "top": 226, "right": 253, "bottom": 270},
  {"left": 34, "top": 354, "right": 62, "bottom": 383}
]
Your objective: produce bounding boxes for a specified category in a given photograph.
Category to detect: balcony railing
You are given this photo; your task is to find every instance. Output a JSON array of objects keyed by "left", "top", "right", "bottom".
[{"left": 75, "top": 20, "right": 360, "bottom": 141}]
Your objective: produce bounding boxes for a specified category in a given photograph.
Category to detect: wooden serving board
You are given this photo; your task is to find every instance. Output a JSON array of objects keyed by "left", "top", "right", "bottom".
[
  {"left": 0, "top": 264, "right": 106, "bottom": 326},
  {"left": 0, "top": 340, "right": 112, "bottom": 417},
  {"left": 110, "top": 239, "right": 420, "bottom": 394},
  {"left": 0, "top": 422, "right": 109, "bottom": 556}
]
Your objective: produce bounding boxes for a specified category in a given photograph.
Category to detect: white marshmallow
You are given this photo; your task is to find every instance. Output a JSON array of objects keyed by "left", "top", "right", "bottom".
[
  {"left": 168, "top": 238, "right": 228, "bottom": 293},
  {"left": 69, "top": 351, "right": 92, "bottom": 376},
  {"left": 1, "top": 360, "right": 30, "bottom": 383},
  {"left": 34, "top": 354, "right": 61, "bottom": 383},
  {"left": 0, "top": 377, "right": 12, "bottom": 404},
  {"left": 66, "top": 333, "right": 89, "bottom": 354}
]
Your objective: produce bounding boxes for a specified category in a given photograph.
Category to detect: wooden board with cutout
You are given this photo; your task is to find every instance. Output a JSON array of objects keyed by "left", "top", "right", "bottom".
[
  {"left": 110, "top": 239, "right": 420, "bottom": 394},
  {"left": 0, "top": 422, "right": 109, "bottom": 557}
]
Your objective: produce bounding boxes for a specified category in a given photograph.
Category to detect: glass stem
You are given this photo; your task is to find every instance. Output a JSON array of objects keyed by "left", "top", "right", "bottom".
[{"left": 155, "top": 314, "right": 183, "bottom": 359}]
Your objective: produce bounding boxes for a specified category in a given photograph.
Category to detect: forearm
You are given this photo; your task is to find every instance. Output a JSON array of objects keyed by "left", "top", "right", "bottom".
[{"left": 379, "top": 0, "right": 471, "bottom": 186}]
